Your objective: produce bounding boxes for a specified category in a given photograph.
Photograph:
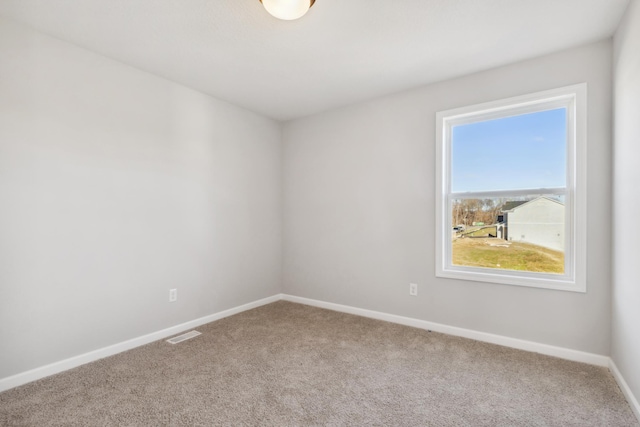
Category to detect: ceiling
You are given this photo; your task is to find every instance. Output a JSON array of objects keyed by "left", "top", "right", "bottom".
[{"left": 0, "top": 0, "right": 630, "bottom": 121}]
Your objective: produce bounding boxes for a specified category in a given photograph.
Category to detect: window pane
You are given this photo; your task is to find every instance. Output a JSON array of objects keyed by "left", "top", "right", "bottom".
[
  {"left": 451, "top": 108, "right": 567, "bottom": 193},
  {"left": 451, "top": 196, "right": 565, "bottom": 274}
]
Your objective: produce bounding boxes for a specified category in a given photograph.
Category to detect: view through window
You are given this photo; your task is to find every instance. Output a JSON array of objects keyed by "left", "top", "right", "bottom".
[{"left": 450, "top": 108, "right": 567, "bottom": 275}]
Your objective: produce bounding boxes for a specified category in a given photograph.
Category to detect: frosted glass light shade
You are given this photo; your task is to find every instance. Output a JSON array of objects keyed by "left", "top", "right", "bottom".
[{"left": 260, "top": 0, "right": 314, "bottom": 20}]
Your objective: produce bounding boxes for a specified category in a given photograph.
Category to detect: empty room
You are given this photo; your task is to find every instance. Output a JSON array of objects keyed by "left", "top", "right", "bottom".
[{"left": 1, "top": 0, "right": 639, "bottom": 425}]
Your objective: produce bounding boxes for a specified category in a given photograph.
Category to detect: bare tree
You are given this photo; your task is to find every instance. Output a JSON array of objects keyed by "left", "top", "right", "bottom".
[{"left": 451, "top": 198, "right": 508, "bottom": 226}]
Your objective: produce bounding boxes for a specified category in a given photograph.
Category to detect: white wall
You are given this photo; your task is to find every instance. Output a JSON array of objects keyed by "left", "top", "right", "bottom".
[
  {"left": 613, "top": 0, "right": 640, "bottom": 410},
  {"left": 283, "top": 41, "right": 612, "bottom": 355},
  {"left": 507, "top": 198, "right": 565, "bottom": 251},
  {"left": 0, "top": 18, "right": 282, "bottom": 379}
]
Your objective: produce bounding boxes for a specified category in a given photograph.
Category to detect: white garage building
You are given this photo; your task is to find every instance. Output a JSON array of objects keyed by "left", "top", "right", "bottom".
[{"left": 498, "top": 197, "right": 565, "bottom": 252}]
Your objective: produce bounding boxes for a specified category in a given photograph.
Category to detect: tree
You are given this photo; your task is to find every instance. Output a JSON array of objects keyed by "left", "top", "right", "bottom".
[{"left": 451, "top": 198, "right": 507, "bottom": 226}]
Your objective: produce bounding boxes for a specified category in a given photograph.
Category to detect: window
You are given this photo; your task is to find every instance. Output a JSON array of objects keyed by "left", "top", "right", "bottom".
[{"left": 435, "top": 84, "right": 586, "bottom": 292}]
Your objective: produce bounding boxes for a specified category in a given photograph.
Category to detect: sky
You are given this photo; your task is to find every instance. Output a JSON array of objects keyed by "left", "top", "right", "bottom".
[{"left": 451, "top": 108, "right": 567, "bottom": 193}]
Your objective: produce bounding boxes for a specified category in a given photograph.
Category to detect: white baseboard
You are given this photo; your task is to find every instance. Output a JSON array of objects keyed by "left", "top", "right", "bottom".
[
  {"left": 610, "top": 359, "right": 640, "bottom": 422},
  {"left": 0, "top": 294, "right": 281, "bottom": 393},
  {"left": 281, "top": 294, "right": 611, "bottom": 367}
]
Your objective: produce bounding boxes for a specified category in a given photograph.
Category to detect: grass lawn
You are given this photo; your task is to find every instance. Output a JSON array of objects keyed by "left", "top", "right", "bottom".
[{"left": 452, "top": 237, "right": 564, "bottom": 274}]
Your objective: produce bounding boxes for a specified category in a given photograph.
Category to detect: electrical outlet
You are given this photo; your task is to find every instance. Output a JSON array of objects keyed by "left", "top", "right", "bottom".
[
  {"left": 409, "top": 283, "right": 418, "bottom": 296},
  {"left": 169, "top": 289, "right": 177, "bottom": 302}
]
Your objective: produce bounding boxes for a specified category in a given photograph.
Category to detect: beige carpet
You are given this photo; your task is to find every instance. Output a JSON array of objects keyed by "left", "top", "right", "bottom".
[{"left": 0, "top": 301, "right": 637, "bottom": 426}]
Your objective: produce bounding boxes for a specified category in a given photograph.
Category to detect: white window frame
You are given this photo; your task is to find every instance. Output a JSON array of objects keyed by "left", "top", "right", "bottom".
[{"left": 435, "top": 84, "right": 587, "bottom": 292}]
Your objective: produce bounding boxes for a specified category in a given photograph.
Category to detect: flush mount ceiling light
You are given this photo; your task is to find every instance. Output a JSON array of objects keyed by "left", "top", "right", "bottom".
[{"left": 259, "top": 0, "right": 316, "bottom": 21}]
